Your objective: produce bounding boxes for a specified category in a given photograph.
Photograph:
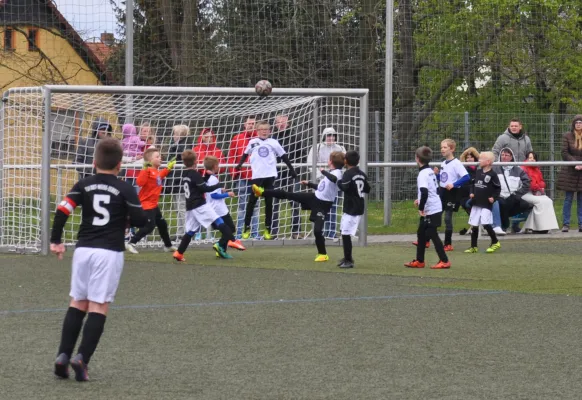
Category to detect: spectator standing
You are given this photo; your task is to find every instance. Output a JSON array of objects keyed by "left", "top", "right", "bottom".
[
  {"left": 75, "top": 119, "right": 112, "bottom": 179},
  {"left": 492, "top": 118, "right": 533, "bottom": 162},
  {"left": 121, "top": 123, "right": 145, "bottom": 187},
  {"left": 193, "top": 128, "right": 226, "bottom": 174},
  {"left": 556, "top": 115, "right": 582, "bottom": 232}
]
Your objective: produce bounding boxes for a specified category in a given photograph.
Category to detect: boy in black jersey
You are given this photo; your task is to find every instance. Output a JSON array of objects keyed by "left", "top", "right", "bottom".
[
  {"left": 464, "top": 151, "right": 502, "bottom": 253},
  {"left": 326, "top": 150, "right": 370, "bottom": 268},
  {"left": 50, "top": 138, "right": 148, "bottom": 382},
  {"left": 173, "top": 150, "right": 236, "bottom": 261}
]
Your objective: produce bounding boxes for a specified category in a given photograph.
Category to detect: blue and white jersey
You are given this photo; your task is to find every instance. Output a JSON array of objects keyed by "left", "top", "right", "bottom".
[
  {"left": 206, "top": 174, "right": 229, "bottom": 217},
  {"left": 439, "top": 158, "right": 467, "bottom": 188},
  {"left": 244, "top": 137, "right": 286, "bottom": 179},
  {"left": 315, "top": 169, "right": 342, "bottom": 202}
]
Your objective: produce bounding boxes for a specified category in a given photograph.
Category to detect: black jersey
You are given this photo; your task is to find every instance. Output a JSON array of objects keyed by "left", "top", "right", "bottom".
[
  {"left": 182, "top": 169, "right": 222, "bottom": 211},
  {"left": 50, "top": 173, "right": 148, "bottom": 251},
  {"left": 471, "top": 168, "right": 501, "bottom": 209},
  {"left": 338, "top": 166, "right": 371, "bottom": 215}
]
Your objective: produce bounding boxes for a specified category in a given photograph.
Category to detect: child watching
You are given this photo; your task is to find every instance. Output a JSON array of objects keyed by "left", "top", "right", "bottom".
[
  {"left": 125, "top": 147, "right": 177, "bottom": 254},
  {"left": 405, "top": 146, "right": 451, "bottom": 269}
]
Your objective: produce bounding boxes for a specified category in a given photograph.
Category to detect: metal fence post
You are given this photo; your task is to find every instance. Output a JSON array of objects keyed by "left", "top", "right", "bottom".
[
  {"left": 464, "top": 111, "right": 470, "bottom": 149},
  {"left": 41, "top": 88, "right": 52, "bottom": 255},
  {"left": 549, "top": 113, "right": 555, "bottom": 199},
  {"left": 374, "top": 111, "right": 380, "bottom": 201},
  {"left": 359, "top": 92, "right": 369, "bottom": 246}
]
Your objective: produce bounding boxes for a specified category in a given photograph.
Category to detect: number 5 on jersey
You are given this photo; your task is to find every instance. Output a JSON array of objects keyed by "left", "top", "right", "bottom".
[{"left": 92, "top": 194, "right": 111, "bottom": 226}]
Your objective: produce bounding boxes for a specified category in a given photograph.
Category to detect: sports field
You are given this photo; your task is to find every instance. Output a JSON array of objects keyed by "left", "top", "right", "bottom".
[{"left": 1, "top": 238, "right": 581, "bottom": 399}]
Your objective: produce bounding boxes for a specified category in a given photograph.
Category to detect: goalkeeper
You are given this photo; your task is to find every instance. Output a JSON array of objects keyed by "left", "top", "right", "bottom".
[{"left": 125, "top": 147, "right": 178, "bottom": 254}]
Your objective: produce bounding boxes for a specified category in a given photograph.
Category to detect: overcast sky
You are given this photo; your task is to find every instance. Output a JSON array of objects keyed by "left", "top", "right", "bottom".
[{"left": 53, "top": 0, "right": 119, "bottom": 41}]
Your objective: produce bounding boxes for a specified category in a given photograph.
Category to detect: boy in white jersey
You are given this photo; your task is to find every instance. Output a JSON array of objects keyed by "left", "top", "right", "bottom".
[
  {"left": 235, "top": 120, "right": 298, "bottom": 240},
  {"left": 252, "top": 151, "right": 345, "bottom": 262},
  {"left": 405, "top": 146, "right": 451, "bottom": 269},
  {"left": 203, "top": 155, "right": 246, "bottom": 251}
]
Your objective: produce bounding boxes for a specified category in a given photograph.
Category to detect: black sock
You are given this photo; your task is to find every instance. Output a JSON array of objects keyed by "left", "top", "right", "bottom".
[
  {"left": 216, "top": 223, "right": 234, "bottom": 249},
  {"left": 471, "top": 226, "right": 479, "bottom": 248},
  {"left": 342, "top": 235, "right": 352, "bottom": 261},
  {"left": 57, "top": 307, "right": 86, "bottom": 358},
  {"left": 77, "top": 312, "right": 106, "bottom": 364},
  {"left": 315, "top": 233, "right": 326, "bottom": 254},
  {"left": 177, "top": 234, "right": 192, "bottom": 254},
  {"left": 483, "top": 224, "right": 498, "bottom": 245},
  {"left": 445, "top": 230, "right": 453, "bottom": 246}
]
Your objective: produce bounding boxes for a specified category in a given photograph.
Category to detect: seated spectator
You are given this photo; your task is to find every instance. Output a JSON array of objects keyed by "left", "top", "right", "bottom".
[
  {"left": 494, "top": 147, "right": 532, "bottom": 233},
  {"left": 458, "top": 147, "right": 479, "bottom": 235},
  {"left": 520, "top": 152, "right": 559, "bottom": 233}
]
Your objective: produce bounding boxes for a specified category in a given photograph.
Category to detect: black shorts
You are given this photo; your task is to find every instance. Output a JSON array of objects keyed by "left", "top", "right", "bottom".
[
  {"left": 440, "top": 188, "right": 460, "bottom": 211},
  {"left": 251, "top": 177, "right": 275, "bottom": 190},
  {"left": 419, "top": 212, "right": 442, "bottom": 229}
]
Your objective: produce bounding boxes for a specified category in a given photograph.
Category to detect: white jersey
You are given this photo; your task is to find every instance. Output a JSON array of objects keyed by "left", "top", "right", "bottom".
[
  {"left": 315, "top": 169, "right": 342, "bottom": 202},
  {"left": 206, "top": 175, "right": 229, "bottom": 217},
  {"left": 439, "top": 158, "right": 468, "bottom": 188},
  {"left": 417, "top": 167, "right": 441, "bottom": 215},
  {"left": 244, "top": 137, "right": 286, "bottom": 179}
]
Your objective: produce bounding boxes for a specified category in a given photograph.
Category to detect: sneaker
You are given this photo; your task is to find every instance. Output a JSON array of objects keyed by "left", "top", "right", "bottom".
[
  {"left": 336, "top": 258, "right": 346, "bottom": 266},
  {"left": 125, "top": 243, "right": 139, "bottom": 254},
  {"left": 172, "top": 250, "right": 186, "bottom": 262},
  {"left": 314, "top": 254, "right": 329, "bottom": 262},
  {"left": 443, "top": 244, "right": 454, "bottom": 252},
  {"left": 404, "top": 259, "right": 425, "bottom": 268},
  {"left": 69, "top": 354, "right": 89, "bottom": 382},
  {"left": 164, "top": 246, "right": 178, "bottom": 252},
  {"left": 493, "top": 226, "right": 506, "bottom": 236},
  {"left": 412, "top": 241, "right": 430, "bottom": 248},
  {"left": 511, "top": 226, "right": 521, "bottom": 234},
  {"left": 213, "top": 243, "right": 233, "bottom": 259},
  {"left": 263, "top": 230, "right": 273, "bottom": 240},
  {"left": 194, "top": 232, "right": 202, "bottom": 241},
  {"left": 464, "top": 247, "right": 479, "bottom": 253},
  {"left": 579, "top": 226, "right": 582, "bottom": 233},
  {"left": 339, "top": 260, "right": 355, "bottom": 269},
  {"left": 228, "top": 239, "right": 246, "bottom": 251},
  {"left": 486, "top": 242, "right": 501, "bottom": 253},
  {"left": 431, "top": 260, "right": 451, "bottom": 269},
  {"left": 251, "top": 184, "right": 264, "bottom": 197},
  {"left": 459, "top": 228, "right": 468, "bottom": 235},
  {"left": 54, "top": 353, "right": 70, "bottom": 379},
  {"left": 241, "top": 227, "right": 251, "bottom": 240},
  {"left": 562, "top": 225, "right": 569, "bottom": 232}
]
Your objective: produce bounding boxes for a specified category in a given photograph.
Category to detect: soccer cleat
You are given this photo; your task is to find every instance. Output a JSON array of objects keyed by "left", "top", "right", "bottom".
[
  {"left": 125, "top": 243, "right": 139, "bottom": 254},
  {"left": 213, "top": 243, "right": 233, "bottom": 259},
  {"left": 251, "top": 184, "right": 264, "bottom": 197},
  {"left": 412, "top": 241, "right": 430, "bottom": 248},
  {"left": 69, "top": 354, "right": 89, "bottom": 382},
  {"left": 464, "top": 247, "right": 479, "bottom": 253},
  {"left": 164, "top": 245, "right": 178, "bottom": 252},
  {"left": 54, "top": 353, "right": 70, "bottom": 379},
  {"left": 443, "top": 244, "right": 454, "bottom": 252},
  {"left": 228, "top": 239, "right": 246, "bottom": 251},
  {"left": 404, "top": 260, "right": 425, "bottom": 268},
  {"left": 314, "top": 254, "right": 329, "bottom": 262},
  {"left": 263, "top": 230, "right": 273, "bottom": 240},
  {"left": 337, "top": 258, "right": 346, "bottom": 266},
  {"left": 172, "top": 251, "right": 186, "bottom": 262},
  {"left": 486, "top": 242, "right": 501, "bottom": 253},
  {"left": 339, "top": 260, "right": 355, "bottom": 269},
  {"left": 241, "top": 227, "right": 251, "bottom": 240},
  {"left": 431, "top": 260, "right": 451, "bottom": 269}
]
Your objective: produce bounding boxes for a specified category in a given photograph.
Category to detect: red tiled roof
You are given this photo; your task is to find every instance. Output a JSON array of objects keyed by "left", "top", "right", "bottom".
[{"left": 86, "top": 42, "right": 113, "bottom": 63}]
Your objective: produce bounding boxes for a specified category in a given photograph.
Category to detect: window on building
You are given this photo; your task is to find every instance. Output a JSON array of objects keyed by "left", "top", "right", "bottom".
[
  {"left": 27, "top": 28, "right": 39, "bottom": 51},
  {"left": 4, "top": 28, "right": 14, "bottom": 51}
]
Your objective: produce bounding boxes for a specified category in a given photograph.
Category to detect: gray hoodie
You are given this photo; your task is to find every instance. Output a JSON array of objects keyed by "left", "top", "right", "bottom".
[
  {"left": 306, "top": 128, "right": 346, "bottom": 179},
  {"left": 493, "top": 147, "right": 530, "bottom": 199},
  {"left": 492, "top": 128, "right": 533, "bottom": 162}
]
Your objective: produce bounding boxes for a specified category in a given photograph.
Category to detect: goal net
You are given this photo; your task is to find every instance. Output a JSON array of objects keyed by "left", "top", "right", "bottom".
[{"left": 0, "top": 86, "right": 368, "bottom": 253}]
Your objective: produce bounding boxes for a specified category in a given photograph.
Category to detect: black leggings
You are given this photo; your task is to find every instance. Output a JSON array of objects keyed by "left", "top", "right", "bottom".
[
  {"left": 130, "top": 207, "right": 172, "bottom": 247},
  {"left": 245, "top": 177, "right": 275, "bottom": 229},
  {"left": 416, "top": 216, "right": 448, "bottom": 263}
]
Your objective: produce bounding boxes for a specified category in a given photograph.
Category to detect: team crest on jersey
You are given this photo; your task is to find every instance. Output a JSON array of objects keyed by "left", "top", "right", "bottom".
[
  {"left": 157, "top": 176, "right": 162, "bottom": 186},
  {"left": 318, "top": 181, "right": 325, "bottom": 191},
  {"left": 441, "top": 172, "right": 448, "bottom": 182},
  {"left": 484, "top": 175, "right": 491, "bottom": 183},
  {"left": 258, "top": 146, "right": 269, "bottom": 157}
]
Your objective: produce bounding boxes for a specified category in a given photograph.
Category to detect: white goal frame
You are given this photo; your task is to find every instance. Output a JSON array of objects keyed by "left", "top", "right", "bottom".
[{"left": 0, "top": 85, "right": 369, "bottom": 255}]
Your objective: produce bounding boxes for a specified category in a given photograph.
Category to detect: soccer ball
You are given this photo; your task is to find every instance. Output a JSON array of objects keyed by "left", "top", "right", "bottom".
[{"left": 255, "top": 80, "right": 272, "bottom": 96}]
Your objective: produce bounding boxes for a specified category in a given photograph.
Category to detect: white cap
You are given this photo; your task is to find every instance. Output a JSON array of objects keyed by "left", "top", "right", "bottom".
[{"left": 322, "top": 127, "right": 337, "bottom": 137}]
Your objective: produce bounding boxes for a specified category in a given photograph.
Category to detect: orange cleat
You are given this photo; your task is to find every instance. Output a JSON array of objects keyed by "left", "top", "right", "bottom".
[
  {"left": 228, "top": 239, "right": 246, "bottom": 251},
  {"left": 404, "top": 259, "right": 425, "bottom": 268},
  {"left": 443, "top": 245, "right": 454, "bottom": 252},
  {"left": 173, "top": 250, "right": 186, "bottom": 262},
  {"left": 412, "top": 241, "right": 430, "bottom": 248},
  {"left": 430, "top": 260, "right": 451, "bottom": 269}
]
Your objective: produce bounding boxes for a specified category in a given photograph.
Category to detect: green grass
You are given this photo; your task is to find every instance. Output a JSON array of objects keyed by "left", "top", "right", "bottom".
[{"left": 124, "top": 238, "right": 582, "bottom": 296}]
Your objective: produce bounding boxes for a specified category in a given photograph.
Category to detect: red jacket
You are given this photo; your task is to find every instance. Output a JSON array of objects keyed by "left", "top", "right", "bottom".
[
  {"left": 192, "top": 128, "right": 226, "bottom": 174},
  {"left": 227, "top": 130, "right": 257, "bottom": 180},
  {"left": 522, "top": 163, "right": 546, "bottom": 193}
]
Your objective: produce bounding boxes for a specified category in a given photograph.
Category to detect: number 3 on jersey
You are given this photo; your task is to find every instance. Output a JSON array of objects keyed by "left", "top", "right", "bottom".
[{"left": 92, "top": 194, "right": 111, "bottom": 226}]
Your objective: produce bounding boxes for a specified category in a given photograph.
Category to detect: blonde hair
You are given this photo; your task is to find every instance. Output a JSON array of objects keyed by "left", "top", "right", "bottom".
[
  {"left": 172, "top": 124, "right": 190, "bottom": 139},
  {"left": 441, "top": 138, "right": 456, "bottom": 151},
  {"left": 480, "top": 151, "right": 495, "bottom": 163},
  {"left": 143, "top": 147, "right": 159, "bottom": 162}
]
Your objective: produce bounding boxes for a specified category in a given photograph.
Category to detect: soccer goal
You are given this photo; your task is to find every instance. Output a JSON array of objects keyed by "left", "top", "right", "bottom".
[{"left": 0, "top": 85, "right": 369, "bottom": 254}]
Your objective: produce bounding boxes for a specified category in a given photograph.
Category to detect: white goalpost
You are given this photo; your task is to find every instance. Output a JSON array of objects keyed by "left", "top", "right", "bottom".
[{"left": 0, "top": 85, "right": 369, "bottom": 255}]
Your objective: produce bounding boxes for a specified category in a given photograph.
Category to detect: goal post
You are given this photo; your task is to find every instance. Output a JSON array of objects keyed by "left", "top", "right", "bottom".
[{"left": 0, "top": 85, "right": 369, "bottom": 255}]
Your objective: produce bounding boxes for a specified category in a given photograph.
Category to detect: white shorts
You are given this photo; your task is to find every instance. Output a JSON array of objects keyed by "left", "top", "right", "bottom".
[
  {"left": 70, "top": 247, "right": 124, "bottom": 304},
  {"left": 340, "top": 214, "right": 361, "bottom": 236},
  {"left": 468, "top": 206, "right": 493, "bottom": 226},
  {"left": 185, "top": 203, "right": 219, "bottom": 233}
]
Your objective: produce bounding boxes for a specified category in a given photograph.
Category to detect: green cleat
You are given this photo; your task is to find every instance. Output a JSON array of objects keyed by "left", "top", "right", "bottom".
[
  {"left": 241, "top": 226, "right": 251, "bottom": 240},
  {"left": 486, "top": 242, "right": 501, "bottom": 253},
  {"left": 213, "top": 243, "right": 233, "bottom": 259},
  {"left": 263, "top": 229, "right": 273, "bottom": 240},
  {"left": 464, "top": 247, "right": 479, "bottom": 253}
]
